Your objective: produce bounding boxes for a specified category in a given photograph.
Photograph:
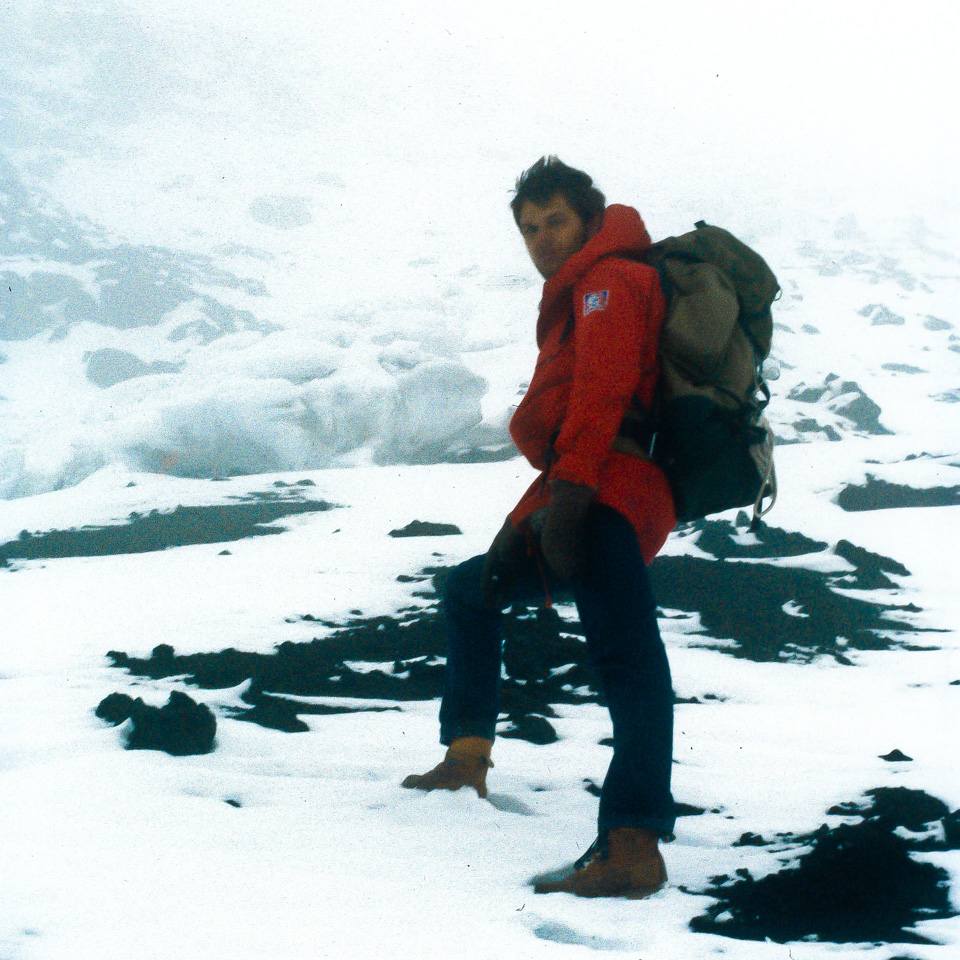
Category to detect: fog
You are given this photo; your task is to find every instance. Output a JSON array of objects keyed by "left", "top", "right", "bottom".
[{"left": 1, "top": 0, "right": 956, "bottom": 497}]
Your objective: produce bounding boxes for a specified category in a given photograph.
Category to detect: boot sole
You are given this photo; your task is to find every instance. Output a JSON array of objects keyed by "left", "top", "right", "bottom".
[
  {"left": 533, "top": 882, "right": 665, "bottom": 898},
  {"left": 399, "top": 780, "right": 487, "bottom": 799}
]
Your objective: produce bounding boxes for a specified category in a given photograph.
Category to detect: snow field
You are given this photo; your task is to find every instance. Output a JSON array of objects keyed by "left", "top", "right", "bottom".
[
  {"left": 1, "top": 451, "right": 958, "bottom": 958},
  {"left": 2, "top": 1, "right": 959, "bottom": 954}
]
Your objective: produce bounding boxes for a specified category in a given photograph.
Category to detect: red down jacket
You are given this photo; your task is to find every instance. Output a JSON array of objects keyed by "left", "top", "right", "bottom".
[{"left": 508, "top": 204, "right": 676, "bottom": 565}]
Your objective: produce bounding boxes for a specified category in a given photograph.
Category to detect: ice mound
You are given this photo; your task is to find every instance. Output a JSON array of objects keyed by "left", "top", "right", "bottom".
[
  {"left": 0, "top": 152, "right": 494, "bottom": 496},
  {"left": 0, "top": 321, "right": 489, "bottom": 496}
]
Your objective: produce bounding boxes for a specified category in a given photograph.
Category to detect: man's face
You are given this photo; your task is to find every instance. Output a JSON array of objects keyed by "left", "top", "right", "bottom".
[{"left": 518, "top": 194, "right": 599, "bottom": 280}]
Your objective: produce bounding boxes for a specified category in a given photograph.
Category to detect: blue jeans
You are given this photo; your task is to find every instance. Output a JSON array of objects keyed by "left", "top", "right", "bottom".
[{"left": 438, "top": 504, "right": 676, "bottom": 838}]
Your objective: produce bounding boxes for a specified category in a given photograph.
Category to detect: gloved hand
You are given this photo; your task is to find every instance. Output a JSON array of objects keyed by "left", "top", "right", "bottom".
[
  {"left": 539, "top": 479, "right": 594, "bottom": 582},
  {"left": 481, "top": 517, "right": 528, "bottom": 608}
]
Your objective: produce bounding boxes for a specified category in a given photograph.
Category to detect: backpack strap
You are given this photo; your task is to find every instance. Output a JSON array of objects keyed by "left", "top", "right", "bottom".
[{"left": 612, "top": 404, "right": 657, "bottom": 459}]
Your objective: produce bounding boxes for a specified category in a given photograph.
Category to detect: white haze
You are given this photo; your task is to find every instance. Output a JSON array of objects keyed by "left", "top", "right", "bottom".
[{"left": 1, "top": 0, "right": 957, "bottom": 498}]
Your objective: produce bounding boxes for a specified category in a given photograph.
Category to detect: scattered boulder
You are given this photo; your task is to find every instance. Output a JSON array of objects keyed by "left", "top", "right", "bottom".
[
  {"left": 835, "top": 476, "right": 960, "bottom": 512},
  {"left": 733, "top": 832, "right": 767, "bottom": 847},
  {"left": 498, "top": 713, "right": 557, "bottom": 745},
  {"left": 789, "top": 417, "right": 842, "bottom": 442},
  {"left": 388, "top": 520, "right": 462, "bottom": 538},
  {"left": 858, "top": 304, "right": 905, "bottom": 326},
  {"left": 879, "top": 748, "right": 914, "bottom": 762},
  {"left": 84, "top": 348, "right": 182, "bottom": 388},
  {"left": 95, "top": 692, "right": 138, "bottom": 725},
  {"left": 96, "top": 690, "right": 216, "bottom": 755},
  {"left": 583, "top": 778, "right": 602, "bottom": 797},
  {"left": 882, "top": 363, "right": 925, "bottom": 374},
  {"left": 788, "top": 374, "right": 892, "bottom": 436}
]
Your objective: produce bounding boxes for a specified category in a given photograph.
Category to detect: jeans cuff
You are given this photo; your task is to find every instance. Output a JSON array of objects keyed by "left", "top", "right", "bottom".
[
  {"left": 440, "top": 720, "right": 497, "bottom": 746},
  {"left": 598, "top": 813, "right": 676, "bottom": 841}
]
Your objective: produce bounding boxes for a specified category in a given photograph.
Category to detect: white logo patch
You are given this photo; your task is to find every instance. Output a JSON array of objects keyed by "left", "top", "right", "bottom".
[{"left": 583, "top": 290, "right": 609, "bottom": 315}]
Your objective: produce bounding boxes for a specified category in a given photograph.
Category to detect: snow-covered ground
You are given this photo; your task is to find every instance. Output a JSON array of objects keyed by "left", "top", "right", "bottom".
[
  {"left": 1, "top": 450, "right": 958, "bottom": 959},
  {"left": 1, "top": 1, "right": 959, "bottom": 957}
]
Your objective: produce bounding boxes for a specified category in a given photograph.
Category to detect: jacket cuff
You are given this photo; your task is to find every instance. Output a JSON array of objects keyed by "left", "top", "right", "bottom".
[{"left": 550, "top": 452, "right": 603, "bottom": 491}]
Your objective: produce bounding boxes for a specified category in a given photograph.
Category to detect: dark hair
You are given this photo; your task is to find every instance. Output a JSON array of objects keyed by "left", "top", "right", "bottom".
[{"left": 510, "top": 156, "right": 606, "bottom": 226}]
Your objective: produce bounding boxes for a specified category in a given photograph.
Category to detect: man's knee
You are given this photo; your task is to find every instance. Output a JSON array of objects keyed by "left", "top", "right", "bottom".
[
  {"left": 585, "top": 612, "right": 667, "bottom": 673},
  {"left": 441, "top": 554, "right": 488, "bottom": 612}
]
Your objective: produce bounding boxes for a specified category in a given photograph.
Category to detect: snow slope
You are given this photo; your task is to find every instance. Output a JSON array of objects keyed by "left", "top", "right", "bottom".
[
  {"left": 1, "top": 1, "right": 959, "bottom": 957},
  {"left": 1, "top": 449, "right": 958, "bottom": 959}
]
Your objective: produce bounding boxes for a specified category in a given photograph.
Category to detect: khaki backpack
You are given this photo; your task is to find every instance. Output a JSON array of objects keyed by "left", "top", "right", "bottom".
[{"left": 614, "top": 221, "right": 779, "bottom": 525}]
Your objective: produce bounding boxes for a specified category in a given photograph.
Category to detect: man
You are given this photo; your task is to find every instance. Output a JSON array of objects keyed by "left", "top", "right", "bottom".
[{"left": 402, "top": 157, "right": 677, "bottom": 899}]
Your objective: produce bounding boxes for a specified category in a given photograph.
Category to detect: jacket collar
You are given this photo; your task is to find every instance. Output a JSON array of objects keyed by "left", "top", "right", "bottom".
[{"left": 539, "top": 203, "right": 653, "bottom": 312}]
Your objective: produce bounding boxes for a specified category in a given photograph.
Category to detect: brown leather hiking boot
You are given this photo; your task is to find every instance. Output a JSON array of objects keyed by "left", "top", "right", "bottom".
[
  {"left": 532, "top": 828, "right": 667, "bottom": 898},
  {"left": 400, "top": 737, "right": 494, "bottom": 798}
]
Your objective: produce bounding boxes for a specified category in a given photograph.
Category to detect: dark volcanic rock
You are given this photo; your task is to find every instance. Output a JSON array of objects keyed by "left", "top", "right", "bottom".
[
  {"left": 95, "top": 692, "right": 137, "bottom": 725},
  {"left": 828, "top": 385, "right": 891, "bottom": 435},
  {"left": 788, "top": 374, "right": 892, "bottom": 436},
  {"left": 388, "top": 520, "right": 462, "bottom": 538},
  {"left": 498, "top": 714, "right": 558, "bottom": 745},
  {"left": 691, "top": 820, "right": 955, "bottom": 944},
  {"left": 879, "top": 748, "right": 914, "bottom": 762},
  {"left": 791, "top": 417, "right": 843, "bottom": 441},
  {"left": 84, "top": 348, "right": 182, "bottom": 388},
  {"left": 108, "top": 519, "right": 937, "bottom": 735},
  {"left": 733, "top": 832, "right": 767, "bottom": 847},
  {"left": 832, "top": 539, "right": 910, "bottom": 588},
  {"left": 859, "top": 303, "right": 905, "bottom": 326},
  {"left": 827, "top": 787, "right": 952, "bottom": 838},
  {"left": 697, "top": 787, "right": 960, "bottom": 943},
  {"left": 692, "top": 521, "right": 828, "bottom": 561},
  {"left": 234, "top": 697, "right": 312, "bottom": 733},
  {"left": 882, "top": 363, "right": 926, "bottom": 374},
  {"left": 651, "top": 552, "right": 907, "bottom": 660},
  {"left": 583, "top": 778, "right": 603, "bottom": 797},
  {"left": 835, "top": 476, "right": 960, "bottom": 512},
  {"left": 107, "top": 592, "right": 598, "bottom": 742},
  {"left": 0, "top": 493, "right": 336, "bottom": 562},
  {"left": 649, "top": 520, "right": 930, "bottom": 662},
  {"left": 228, "top": 682, "right": 401, "bottom": 732},
  {"left": 96, "top": 690, "right": 216, "bottom": 755}
]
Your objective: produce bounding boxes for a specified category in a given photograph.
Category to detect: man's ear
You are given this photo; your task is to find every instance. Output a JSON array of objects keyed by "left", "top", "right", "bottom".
[{"left": 585, "top": 212, "right": 604, "bottom": 240}]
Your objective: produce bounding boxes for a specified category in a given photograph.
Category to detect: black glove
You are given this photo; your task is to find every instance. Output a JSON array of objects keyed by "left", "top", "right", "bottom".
[
  {"left": 539, "top": 479, "right": 594, "bottom": 582},
  {"left": 481, "top": 517, "right": 527, "bottom": 608}
]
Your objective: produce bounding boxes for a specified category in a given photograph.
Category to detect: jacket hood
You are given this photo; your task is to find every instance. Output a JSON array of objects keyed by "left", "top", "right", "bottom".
[{"left": 540, "top": 203, "right": 653, "bottom": 308}]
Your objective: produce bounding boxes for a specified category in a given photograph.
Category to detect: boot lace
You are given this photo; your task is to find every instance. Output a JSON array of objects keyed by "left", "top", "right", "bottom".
[{"left": 574, "top": 832, "right": 609, "bottom": 870}]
